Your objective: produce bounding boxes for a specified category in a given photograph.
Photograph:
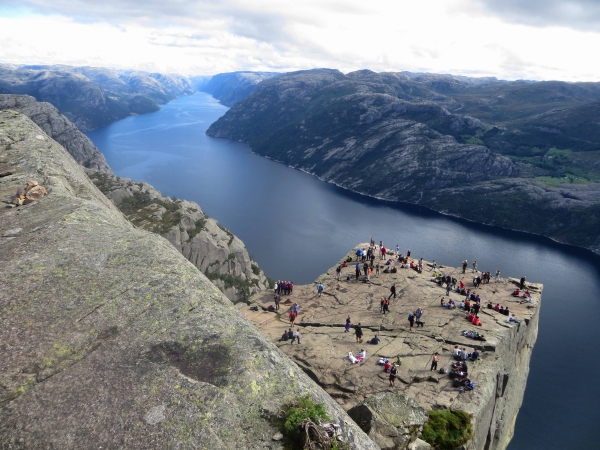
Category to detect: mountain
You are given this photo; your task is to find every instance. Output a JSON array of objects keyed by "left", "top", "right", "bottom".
[
  {"left": 0, "top": 109, "right": 376, "bottom": 449},
  {"left": 0, "top": 94, "right": 112, "bottom": 173},
  {"left": 207, "top": 69, "right": 600, "bottom": 254},
  {"left": 199, "top": 71, "right": 279, "bottom": 106},
  {"left": 0, "top": 64, "right": 195, "bottom": 131}
]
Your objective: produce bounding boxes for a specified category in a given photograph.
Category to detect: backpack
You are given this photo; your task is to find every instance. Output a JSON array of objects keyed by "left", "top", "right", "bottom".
[{"left": 408, "top": 313, "right": 414, "bottom": 320}]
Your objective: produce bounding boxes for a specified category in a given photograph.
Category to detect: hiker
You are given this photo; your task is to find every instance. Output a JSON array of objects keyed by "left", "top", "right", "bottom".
[
  {"left": 431, "top": 260, "right": 437, "bottom": 272},
  {"left": 472, "top": 303, "right": 480, "bottom": 318},
  {"left": 499, "top": 306, "right": 505, "bottom": 315},
  {"left": 507, "top": 314, "right": 520, "bottom": 324},
  {"left": 473, "top": 261, "right": 478, "bottom": 273},
  {"left": 355, "top": 323, "right": 363, "bottom": 343},
  {"left": 389, "top": 364, "right": 398, "bottom": 386},
  {"left": 279, "top": 330, "right": 289, "bottom": 342},
  {"left": 430, "top": 352, "right": 440, "bottom": 371},
  {"left": 359, "top": 349, "right": 366, "bottom": 359},
  {"left": 383, "top": 298, "right": 390, "bottom": 314},
  {"left": 415, "top": 308, "right": 424, "bottom": 327},
  {"left": 407, "top": 249, "right": 411, "bottom": 259},
  {"left": 287, "top": 328, "right": 294, "bottom": 341},
  {"left": 289, "top": 310, "right": 296, "bottom": 325},
  {"left": 408, "top": 312, "right": 415, "bottom": 331},
  {"left": 503, "top": 306, "right": 510, "bottom": 316},
  {"left": 317, "top": 283, "right": 324, "bottom": 297},
  {"left": 418, "top": 258, "right": 423, "bottom": 272},
  {"left": 388, "top": 283, "right": 396, "bottom": 300},
  {"left": 470, "top": 349, "right": 480, "bottom": 361},
  {"left": 336, "top": 265, "right": 342, "bottom": 280},
  {"left": 375, "top": 263, "right": 380, "bottom": 276},
  {"left": 348, "top": 352, "right": 359, "bottom": 364},
  {"left": 355, "top": 263, "right": 361, "bottom": 281},
  {"left": 495, "top": 270, "right": 501, "bottom": 282},
  {"left": 291, "top": 328, "right": 301, "bottom": 344},
  {"left": 453, "top": 345, "right": 461, "bottom": 360},
  {"left": 380, "top": 297, "right": 385, "bottom": 313},
  {"left": 520, "top": 276, "right": 526, "bottom": 289},
  {"left": 369, "top": 335, "right": 380, "bottom": 344},
  {"left": 274, "top": 295, "right": 280, "bottom": 311},
  {"left": 383, "top": 360, "right": 391, "bottom": 373},
  {"left": 460, "top": 348, "right": 470, "bottom": 360},
  {"left": 462, "top": 260, "right": 468, "bottom": 273},
  {"left": 356, "top": 248, "right": 363, "bottom": 261},
  {"left": 345, "top": 316, "right": 352, "bottom": 333}
]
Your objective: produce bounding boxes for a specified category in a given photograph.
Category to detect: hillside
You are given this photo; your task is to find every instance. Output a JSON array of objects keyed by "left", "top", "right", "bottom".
[
  {"left": 207, "top": 69, "right": 600, "bottom": 254},
  {"left": 199, "top": 71, "right": 279, "bottom": 106}
]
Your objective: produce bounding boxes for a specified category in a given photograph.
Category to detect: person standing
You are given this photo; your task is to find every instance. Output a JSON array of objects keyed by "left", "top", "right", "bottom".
[
  {"left": 408, "top": 312, "right": 415, "bottom": 331},
  {"left": 336, "top": 265, "right": 342, "bottom": 280},
  {"left": 317, "top": 283, "right": 324, "bottom": 297},
  {"left": 383, "top": 298, "right": 390, "bottom": 314},
  {"left": 380, "top": 297, "right": 385, "bottom": 313},
  {"left": 520, "top": 276, "right": 526, "bottom": 289},
  {"left": 345, "top": 316, "right": 352, "bottom": 333},
  {"left": 355, "top": 323, "right": 363, "bottom": 343},
  {"left": 376, "top": 263, "right": 380, "bottom": 276},
  {"left": 355, "top": 263, "right": 361, "bottom": 281},
  {"left": 292, "top": 328, "right": 301, "bottom": 345},
  {"left": 430, "top": 352, "right": 439, "bottom": 371},
  {"left": 407, "top": 249, "right": 411, "bottom": 259},
  {"left": 418, "top": 258, "right": 423, "bottom": 273},
  {"left": 462, "top": 260, "right": 468, "bottom": 273},
  {"left": 415, "top": 308, "right": 424, "bottom": 327},
  {"left": 431, "top": 260, "right": 437, "bottom": 272},
  {"left": 388, "top": 283, "right": 396, "bottom": 300},
  {"left": 472, "top": 261, "right": 478, "bottom": 273},
  {"left": 274, "top": 294, "right": 280, "bottom": 311},
  {"left": 389, "top": 364, "right": 398, "bottom": 386},
  {"left": 495, "top": 270, "right": 501, "bottom": 282}
]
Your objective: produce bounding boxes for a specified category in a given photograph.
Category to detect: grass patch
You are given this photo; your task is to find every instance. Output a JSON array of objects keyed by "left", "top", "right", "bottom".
[
  {"left": 187, "top": 218, "right": 207, "bottom": 241},
  {"left": 276, "top": 395, "right": 348, "bottom": 450},
  {"left": 217, "top": 223, "right": 235, "bottom": 246},
  {"left": 251, "top": 263, "right": 261, "bottom": 276},
  {"left": 421, "top": 410, "right": 473, "bottom": 450}
]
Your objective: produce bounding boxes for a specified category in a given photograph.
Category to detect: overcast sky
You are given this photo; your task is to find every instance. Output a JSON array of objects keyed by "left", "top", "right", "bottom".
[{"left": 0, "top": 0, "right": 598, "bottom": 81}]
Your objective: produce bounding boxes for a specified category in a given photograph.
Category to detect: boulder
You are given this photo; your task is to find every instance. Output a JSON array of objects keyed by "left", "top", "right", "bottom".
[{"left": 348, "top": 392, "right": 428, "bottom": 450}]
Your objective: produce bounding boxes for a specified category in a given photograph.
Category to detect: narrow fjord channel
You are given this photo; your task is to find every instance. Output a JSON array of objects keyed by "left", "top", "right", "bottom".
[{"left": 87, "top": 92, "right": 600, "bottom": 450}]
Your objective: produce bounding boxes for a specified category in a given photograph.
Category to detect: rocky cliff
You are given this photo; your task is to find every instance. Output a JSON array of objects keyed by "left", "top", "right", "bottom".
[
  {"left": 0, "top": 110, "right": 378, "bottom": 449},
  {"left": 243, "top": 245, "right": 542, "bottom": 450},
  {"left": 207, "top": 69, "right": 600, "bottom": 255},
  {"left": 200, "top": 71, "right": 280, "bottom": 106},
  {"left": 87, "top": 171, "right": 271, "bottom": 302},
  {"left": 0, "top": 94, "right": 112, "bottom": 173}
]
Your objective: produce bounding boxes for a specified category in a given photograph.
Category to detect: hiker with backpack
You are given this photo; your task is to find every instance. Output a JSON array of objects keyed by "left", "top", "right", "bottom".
[
  {"left": 408, "top": 312, "right": 415, "bottom": 331},
  {"left": 415, "top": 308, "right": 424, "bottom": 327},
  {"left": 388, "top": 283, "right": 396, "bottom": 300}
]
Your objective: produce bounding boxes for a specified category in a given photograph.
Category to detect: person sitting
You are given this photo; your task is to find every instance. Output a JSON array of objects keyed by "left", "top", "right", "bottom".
[
  {"left": 460, "top": 348, "right": 470, "bottom": 361},
  {"left": 520, "top": 293, "right": 532, "bottom": 304},
  {"left": 348, "top": 352, "right": 359, "bottom": 364},
  {"left": 503, "top": 307, "right": 510, "bottom": 316},
  {"left": 453, "top": 345, "right": 461, "bottom": 360},
  {"left": 383, "top": 360, "right": 391, "bottom": 372},
  {"left": 279, "top": 331, "right": 289, "bottom": 342},
  {"left": 507, "top": 313, "right": 521, "bottom": 324},
  {"left": 512, "top": 289, "right": 520, "bottom": 296},
  {"left": 359, "top": 349, "right": 366, "bottom": 359},
  {"left": 494, "top": 303, "right": 500, "bottom": 312},
  {"left": 499, "top": 306, "right": 505, "bottom": 315},
  {"left": 470, "top": 349, "right": 480, "bottom": 361},
  {"left": 487, "top": 302, "right": 493, "bottom": 309},
  {"left": 391, "top": 266, "right": 398, "bottom": 273},
  {"left": 287, "top": 329, "right": 294, "bottom": 340},
  {"left": 369, "top": 335, "right": 381, "bottom": 344},
  {"left": 459, "top": 300, "right": 465, "bottom": 309},
  {"left": 377, "top": 357, "right": 388, "bottom": 365}
]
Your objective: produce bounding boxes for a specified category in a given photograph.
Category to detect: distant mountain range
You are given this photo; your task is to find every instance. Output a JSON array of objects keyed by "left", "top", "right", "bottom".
[
  {"left": 0, "top": 64, "right": 194, "bottom": 131},
  {"left": 207, "top": 69, "right": 600, "bottom": 254}
]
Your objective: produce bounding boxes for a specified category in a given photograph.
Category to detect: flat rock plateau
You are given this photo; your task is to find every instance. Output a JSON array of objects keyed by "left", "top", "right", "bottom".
[
  {"left": 0, "top": 110, "right": 377, "bottom": 449},
  {"left": 243, "top": 246, "right": 542, "bottom": 450}
]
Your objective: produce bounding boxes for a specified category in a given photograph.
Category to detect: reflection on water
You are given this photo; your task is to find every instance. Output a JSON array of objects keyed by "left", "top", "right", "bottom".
[{"left": 87, "top": 92, "right": 600, "bottom": 450}]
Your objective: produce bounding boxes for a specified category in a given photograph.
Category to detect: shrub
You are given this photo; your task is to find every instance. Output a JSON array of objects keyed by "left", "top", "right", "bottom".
[{"left": 421, "top": 410, "right": 473, "bottom": 450}]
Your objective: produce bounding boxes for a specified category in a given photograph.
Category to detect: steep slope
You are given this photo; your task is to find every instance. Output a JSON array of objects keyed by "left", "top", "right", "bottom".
[
  {"left": 207, "top": 69, "right": 600, "bottom": 254},
  {"left": 0, "top": 94, "right": 111, "bottom": 173},
  {"left": 87, "top": 171, "right": 271, "bottom": 302},
  {"left": 0, "top": 110, "right": 377, "bottom": 449}
]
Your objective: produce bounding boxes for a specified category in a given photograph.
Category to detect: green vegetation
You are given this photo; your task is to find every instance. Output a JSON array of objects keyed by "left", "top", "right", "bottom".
[
  {"left": 117, "top": 192, "right": 183, "bottom": 233},
  {"left": 421, "top": 410, "right": 473, "bottom": 450},
  {"left": 204, "top": 271, "right": 259, "bottom": 301},
  {"left": 187, "top": 218, "right": 207, "bottom": 241},
  {"left": 251, "top": 263, "right": 261, "bottom": 276},
  {"left": 277, "top": 395, "right": 348, "bottom": 450},
  {"left": 217, "top": 223, "right": 235, "bottom": 246}
]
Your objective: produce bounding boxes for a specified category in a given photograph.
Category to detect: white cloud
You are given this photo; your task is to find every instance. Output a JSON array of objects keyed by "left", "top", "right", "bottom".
[{"left": 0, "top": 0, "right": 599, "bottom": 81}]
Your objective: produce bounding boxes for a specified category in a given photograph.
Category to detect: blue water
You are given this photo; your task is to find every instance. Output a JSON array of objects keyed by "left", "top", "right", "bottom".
[{"left": 87, "top": 92, "right": 600, "bottom": 450}]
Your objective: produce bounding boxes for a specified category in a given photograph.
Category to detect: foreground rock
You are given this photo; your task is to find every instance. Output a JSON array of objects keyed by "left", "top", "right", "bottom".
[
  {"left": 0, "top": 94, "right": 111, "bottom": 173},
  {"left": 244, "top": 244, "right": 542, "bottom": 450},
  {"left": 348, "top": 392, "right": 428, "bottom": 450},
  {"left": 0, "top": 111, "right": 377, "bottom": 449},
  {"left": 87, "top": 171, "right": 271, "bottom": 302}
]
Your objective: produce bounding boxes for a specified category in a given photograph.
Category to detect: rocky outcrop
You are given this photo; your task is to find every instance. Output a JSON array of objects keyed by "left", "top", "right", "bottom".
[
  {"left": 243, "top": 244, "right": 543, "bottom": 449},
  {"left": 206, "top": 69, "right": 600, "bottom": 255},
  {"left": 0, "top": 110, "right": 378, "bottom": 449},
  {"left": 87, "top": 171, "right": 270, "bottom": 302},
  {"left": 348, "top": 392, "right": 428, "bottom": 450},
  {"left": 0, "top": 94, "right": 112, "bottom": 173}
]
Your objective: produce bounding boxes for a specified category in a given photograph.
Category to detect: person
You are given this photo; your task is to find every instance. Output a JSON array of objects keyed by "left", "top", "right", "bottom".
[
  {"left": 408, "top": 312, "right": 415, "bottom": 331},
  {"left": 407, "top": 249, "right": 411, "bottom": 259},
  {"left": 383, "top": 360, "right": 391, "bottom": 373},
  {"left": 473, "top": 303, "right": 480, "bottom": 318},
  {"left": 418, "top": 258, "right": 423, "bottom": 272},
  {"left": 355, "top": 263, "right": 361, "bottom": 281},
  {"left": 494, "top": 303, "right": 500, "bottom": 312},
  {"left": 348, "top": 352, "right": 359, "bottom": 364},
  {"left": 430, "top": 352, "right": 440, "bottom": 371},
  {"left": 336, "top": 265, "right": 342, "bottom": 280},
  {"left": 359, "top": 349, "right": 366, "bottom": 359},
  {"left": 415, "top": 308, "right": 424, "bottom": 327},
  {"left": 520, "top": 293, "right": 532, "bottom": 304},
  {"left": 507, "top": 314, "right": 520, "bottom": 324},
  {"left": 383, "top": 298, "right": 390, "bottom": 314},
  {"left": 389, "top": 364, "right": 398, "bottom": 386},
  {"left": 380, "top": 297, "right": 385, "bottom": 313},
  {"left": 495, "top": 270, "right": 501, "bottom": 282},
  {"left": 431, "top": 260, "right": 437, "bottom": 272},
  {"left": 291, "top": 328, "right": 301, "bottom": 344},
  {"left": 396, "top": 244, "right": 400, "bottom": 254},
  {"left": 369, "top": 335, "right": 380, "bottom": 344},
  {"left": 498, "top": 306, "right": 505, "bottom": 315},
  {"left": 440, "top": 297, "right": 446, "bottom": 307},
  {"left": 375, "top": 263, "right": 380, "bottom": 276},
  {"left": 355, "top": 323, "right": 363, "bottom": 343},
  {"left": 287, "top": 328, "right": 294, "bottom": 341},
  {"left": 356, "top": 248, "right": 363, "bottom": 261},
  {"left": 472, "top": 261, "right": 478, "bottom": 273},
  {"left": 453, "top": 345, "right": 461, "bottom": 360},
  {"left": 289, "top": 310, "right": 296, "bottom": 325},
  {"left": 317, "top": 283, "right": 324, "bottom": 297},
  {"left": 520, "top": 276, "right": 526, "bottom": 290},
  {"left": 345, "top": 316, "right": 352, "bottom": 333},
  {"left": 388, "top": 283, "right": 396, "bottom": 300},
  {"left": 381, "top": 246, "right": 387, "bottom": 259},
  {"left": 280, "top": 330, "right": 289, "bottom": 341},
  {"left": 462, "top": 260, "right": 468, "bottom": 273},
  {"left": 460, "top": 348, "right": 470, "bottom": 361},
  {"left": 503, "top": 306, "right": 510, "bottom": 316},
  {"left": 470, "top": 349, "right": 480, "bottom": 361},
  {"left": 274, "top": 294, "right": 280, "bottom": 311}
]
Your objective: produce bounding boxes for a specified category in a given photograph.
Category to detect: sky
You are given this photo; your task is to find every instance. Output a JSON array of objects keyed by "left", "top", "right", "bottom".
[{"left": 0, "top": 0, "right": 599, "bottom": 81}]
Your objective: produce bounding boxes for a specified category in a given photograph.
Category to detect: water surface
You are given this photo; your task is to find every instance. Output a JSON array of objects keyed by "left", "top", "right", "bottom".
[{"left": 87, "top": 92, "right": 600, "bottom": 450}]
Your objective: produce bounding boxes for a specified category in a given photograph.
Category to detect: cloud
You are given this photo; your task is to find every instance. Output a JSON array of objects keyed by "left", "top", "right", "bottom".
[{"left": 474, "top": 0, "right": 600, "bottom": 30}]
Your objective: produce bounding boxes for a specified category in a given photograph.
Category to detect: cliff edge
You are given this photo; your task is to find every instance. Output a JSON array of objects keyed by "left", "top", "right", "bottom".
[{"left": 0, "top": 110, "right": 377, "bottom": 449}]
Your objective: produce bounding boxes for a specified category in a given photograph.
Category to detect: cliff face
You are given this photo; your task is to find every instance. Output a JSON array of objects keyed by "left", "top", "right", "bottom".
[
  {"left": 0, "top": 110, "right": 378, "bottom": 449},
  {"left": 244, "top": 245, "right": 542, "bottom": 450},
  {"left": 0, "top": 94, "right": 112, "bottom": 173},
  {"left": 200, "top": 71, "right": 280, "bottom": 106},
  {"left": 207, "top": 69, "right": 600, "bottom": 255},
  {"left": 87, "top": 171, "right": 271, "bottom": 302}
]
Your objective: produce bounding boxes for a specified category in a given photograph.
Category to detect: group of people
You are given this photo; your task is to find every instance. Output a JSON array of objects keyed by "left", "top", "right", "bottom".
[
  {"left": 274, "top": 280, "right": 294, "bottom": 296},
  {"left": 279, "top": 327, "right": 301, "bottom": 344},
  {"left": 288, "top": 303, "right": 300, "bottom": 324}
]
